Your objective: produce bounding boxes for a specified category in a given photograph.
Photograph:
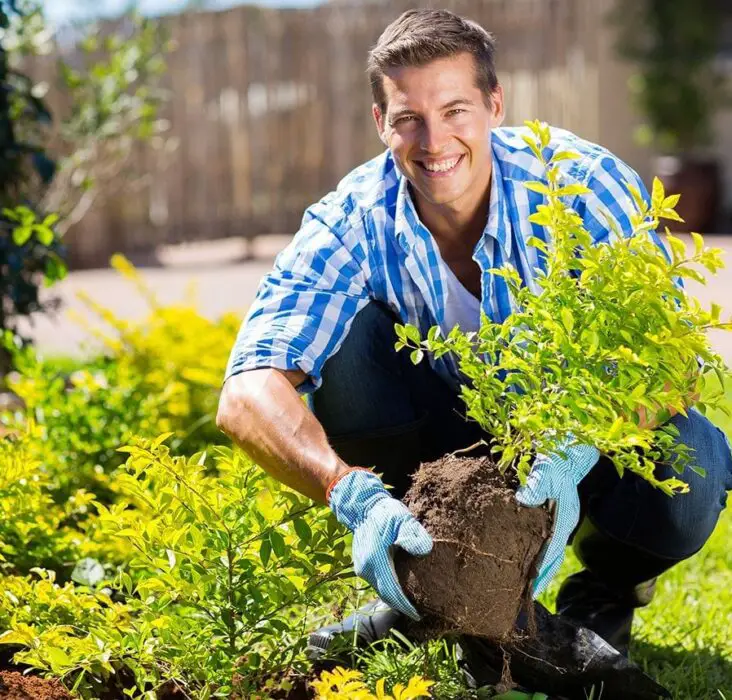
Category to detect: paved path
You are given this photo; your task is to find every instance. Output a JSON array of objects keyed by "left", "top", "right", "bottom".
[{"left": 18, "top": 234, "right": 732, "bottom": 368}]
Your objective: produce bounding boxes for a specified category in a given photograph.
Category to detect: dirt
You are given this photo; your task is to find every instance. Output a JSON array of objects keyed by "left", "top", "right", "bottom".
[
  {"left": 0, "top": 672, "right": 72, "bottom": 700},
  {"left": 395, "top": 454, "right": 552, "bottom": 642}
]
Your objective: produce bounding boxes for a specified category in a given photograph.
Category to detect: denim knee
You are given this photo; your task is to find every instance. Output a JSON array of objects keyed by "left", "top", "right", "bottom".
[
  {"left": 617, "top": 408, "right": 732, "bottom": 559},
  {"left": 308, "top": 302, "right": 419, "bottom": 437}
]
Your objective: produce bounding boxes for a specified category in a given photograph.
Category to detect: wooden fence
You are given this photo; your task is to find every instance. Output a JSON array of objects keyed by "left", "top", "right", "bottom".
[{"left": 47, "top": 0, "right": 607, "bottom": 268}]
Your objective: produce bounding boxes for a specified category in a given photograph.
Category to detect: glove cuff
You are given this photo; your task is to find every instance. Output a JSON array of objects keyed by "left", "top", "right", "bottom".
[
  {"left": 327, "top": 468, "right": 389, "bottom": 530},
  {"left": 325, "top": 466, "right": 374, "bottom": 504}
]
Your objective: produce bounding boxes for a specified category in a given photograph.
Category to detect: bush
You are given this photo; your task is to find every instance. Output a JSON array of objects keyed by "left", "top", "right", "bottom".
[
  {"left": 397, "top": 121, "right": 731, "bottom": 491},
  {"left": 0, "top": 423, "right": 96, "bottom": 575},
  {"left": 1, "top": 437, "right": 354, "bottom": 699},
  {"left": 3, "top": 255, "right": 240, "bottom": 500}
]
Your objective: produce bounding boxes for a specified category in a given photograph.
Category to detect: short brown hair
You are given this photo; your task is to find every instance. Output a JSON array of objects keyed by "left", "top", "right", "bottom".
[{"left": 367, "top": 9, "right": 498, "bottom": 113}]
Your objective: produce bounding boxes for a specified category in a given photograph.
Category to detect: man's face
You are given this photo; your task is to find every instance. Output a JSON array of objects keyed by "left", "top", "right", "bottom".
[{"left": 373, "top": 52, "right": 504, "bottom": 213}]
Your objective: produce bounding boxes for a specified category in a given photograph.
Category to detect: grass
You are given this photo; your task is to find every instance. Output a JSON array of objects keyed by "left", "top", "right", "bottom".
[
  {"left": 540, "top": 372, "right": 732, "bottom": 700},
  {"left": 631, "top": 379, "right": 732, "bottom": 700}
]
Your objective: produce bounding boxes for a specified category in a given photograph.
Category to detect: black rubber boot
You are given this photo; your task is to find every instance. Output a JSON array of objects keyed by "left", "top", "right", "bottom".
[
  {"left": 306, "top": 599, "right": 405, "bottom": 665},
  {"left": 556, "top": 518, "right": 682, "bottom": 656}
]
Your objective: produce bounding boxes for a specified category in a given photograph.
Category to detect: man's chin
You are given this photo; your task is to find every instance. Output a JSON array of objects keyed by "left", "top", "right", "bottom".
[{"left": 410, "top": 182, "right": 466, "bottom": 209}]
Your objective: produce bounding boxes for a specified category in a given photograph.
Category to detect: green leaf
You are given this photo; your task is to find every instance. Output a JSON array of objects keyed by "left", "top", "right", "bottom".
[
  {"left": 269, "top": 530, "right": 286, "bottom": 559},
  {"left": 405, "top": 324, "right": 421, "bottom": 344},
  {"left": 630, "top": 383, "right": 646, "bottom": 400},
  {"left": 585, "top": 329, "right": 600, "bottom": 356},
  {"left": 651, "top": 176, "right": 665, "bottom": 210},
  {"left": 560, "top": 308, "right": 574, "bottom": 334},
  {"left": 528, "top": 211, "right": 552, "bottom": 228},
  {"left": 45, "top": 647, "right": 72, "bottom": 673},
  {"left": 625, "top": 182, "right": 646, "bottom": 213},
  {"left": 521, "top": 134, "right": 544, "bottom": 163},
  {"left": 550, "top": 150, "right": 581, "bottom": 163},
  {"left": 33, "top": 224, "right": 54, "bottom": 246},
  {"left": 12, "top": 226, "right": 32, "bottom": 246},
  {"left": 410, "top": 349, "right": 424, "bottom": 365},
  {"left": 259, "top": 539, "right": 271, "bottom": 567},
  {"left": 554, "top": 184, "right": 592, "bottom": 197},
  {"left": 666, "top": 234, "right": 687, "bottom": 263},
  {"left": 292, "top": 518, "right": 312, "bottom": 544}
]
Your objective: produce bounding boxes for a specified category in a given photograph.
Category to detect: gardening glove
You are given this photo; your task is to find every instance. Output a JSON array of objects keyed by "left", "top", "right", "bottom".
[
  {"left": 327, "top": 468, "right": 433, "bottom": 620},
  {"left": 516, "top": 438, "right": 600, "bottom": 597}
]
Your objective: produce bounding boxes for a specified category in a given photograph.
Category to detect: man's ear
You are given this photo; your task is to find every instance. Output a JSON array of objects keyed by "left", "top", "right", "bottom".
[
  {"left": 372, "top": 103, "right": 388, "bottom": 146},
  {"left": 490, "top": 84, "right": 506, "bottom": 128}
]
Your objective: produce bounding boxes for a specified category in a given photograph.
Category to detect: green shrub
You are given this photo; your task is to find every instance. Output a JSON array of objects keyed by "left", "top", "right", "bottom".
[
  {"left": 2, "top": 437, "right": 353, "bottom": 698},
  {"left": 397, "top": 121, "right": 731, "bottom": 491},
  {"left": 3, "top": 255, "right": 240, "bottom": 500},
  {"left": 0, "top": 424, "right": 95, "bottom": 575}
]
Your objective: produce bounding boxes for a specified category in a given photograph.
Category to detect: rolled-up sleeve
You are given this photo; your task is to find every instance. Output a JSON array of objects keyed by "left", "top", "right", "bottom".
[
  {"left": 574, "top": 154, "right": 679, "bottom": 276},
  {"left": 224, "top": 200, "right": 370, "bottom": 393}
]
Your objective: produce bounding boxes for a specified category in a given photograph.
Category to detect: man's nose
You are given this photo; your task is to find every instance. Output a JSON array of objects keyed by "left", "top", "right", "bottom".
[{"left": 419, "top": 118, "right": 450, "bottom": 154}]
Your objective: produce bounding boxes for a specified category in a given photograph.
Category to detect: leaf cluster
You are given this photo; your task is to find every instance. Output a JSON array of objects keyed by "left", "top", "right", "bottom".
[
  {"left": 1, "top": 438, "right": 353, "bottom": 698},
  {"left": 2, "top": 254, "right": 241, "bottom": 500},
  {"left": 0, "top": 2, "right": 171, "bottom": 349},
  {"left": 396, "top": 121, "right": 731, "bottom": 492}
]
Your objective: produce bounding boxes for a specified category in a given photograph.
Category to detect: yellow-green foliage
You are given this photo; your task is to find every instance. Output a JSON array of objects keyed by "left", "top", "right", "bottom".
[
  {"left": 2, "top": 436, "right": 353, "bottom": 699},
  {"left": 4, "top": 254, "right": 240, "bottom": 500},
  {"left": 397, "top": 120, "right": 731, "bottom": 491},
  {"left": 0, "top": 570, "right": 134, "bottom": 685},
  {"left": 0, "top": 424, "right": 96, "bottom": 574}
]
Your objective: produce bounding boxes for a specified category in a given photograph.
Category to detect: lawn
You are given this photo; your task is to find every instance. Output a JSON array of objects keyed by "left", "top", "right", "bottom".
[{"left": 633, "top": 388, "right": 731, "bottom": 699}]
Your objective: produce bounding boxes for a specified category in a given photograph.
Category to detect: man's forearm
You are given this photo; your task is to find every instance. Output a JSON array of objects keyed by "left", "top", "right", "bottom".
[{"left": 216, "top": 368, "right": 351, "bottom": 504}]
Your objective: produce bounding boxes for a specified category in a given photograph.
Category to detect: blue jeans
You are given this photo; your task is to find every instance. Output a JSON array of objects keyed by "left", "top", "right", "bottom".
[{"left": 311, "top": 302, "right": 732, "bottom": 564}]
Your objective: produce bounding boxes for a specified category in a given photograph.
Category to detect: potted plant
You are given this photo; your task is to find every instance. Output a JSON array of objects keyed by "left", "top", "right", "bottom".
[
  {"left": 611, "top": 0, "right": 731, "bottom": 233},
  {"left": 392, "top": 121, "right": 731, "bottom": 642}
]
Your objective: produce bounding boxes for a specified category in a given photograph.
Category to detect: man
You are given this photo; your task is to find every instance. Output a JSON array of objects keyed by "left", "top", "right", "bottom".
[{"left": 217, "top": 9, "right": 732, "bottom": 658}]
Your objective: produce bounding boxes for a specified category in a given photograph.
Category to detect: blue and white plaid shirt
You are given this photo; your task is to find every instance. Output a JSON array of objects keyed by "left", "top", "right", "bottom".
[{"left": 225, "top": 125, "right": 673, "bottom": 392}]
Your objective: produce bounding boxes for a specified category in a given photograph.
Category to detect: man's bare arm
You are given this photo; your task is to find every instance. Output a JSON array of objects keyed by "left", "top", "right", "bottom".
[{"left": 216, "top": 368, "right": 351, "bottom": 504}]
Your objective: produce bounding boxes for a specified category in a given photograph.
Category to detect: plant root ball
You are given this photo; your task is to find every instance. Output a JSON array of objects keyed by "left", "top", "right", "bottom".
[{"left": 395, "top": 454, "right": 552, "bottom": 641}]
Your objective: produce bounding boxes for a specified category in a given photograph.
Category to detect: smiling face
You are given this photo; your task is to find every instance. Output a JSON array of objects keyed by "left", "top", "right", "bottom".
[{"left": 373, "top": 52, "right": 504, "bottom": 219}]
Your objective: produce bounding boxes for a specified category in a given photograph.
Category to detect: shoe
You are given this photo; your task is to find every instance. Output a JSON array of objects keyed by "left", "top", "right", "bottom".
[{"left": 556, "top": 518, "right": 681, "bottom": 656}]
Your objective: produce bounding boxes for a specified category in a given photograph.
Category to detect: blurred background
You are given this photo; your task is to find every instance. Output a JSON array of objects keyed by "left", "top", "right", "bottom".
[{"left": 2, "top": 0, "right": 731, "bottom": 362}]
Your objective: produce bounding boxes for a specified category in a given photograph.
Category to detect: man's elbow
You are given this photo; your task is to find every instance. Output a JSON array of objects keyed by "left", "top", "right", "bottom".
[{"left": 216, "top": 378, "right": 244, "bottom": 436}]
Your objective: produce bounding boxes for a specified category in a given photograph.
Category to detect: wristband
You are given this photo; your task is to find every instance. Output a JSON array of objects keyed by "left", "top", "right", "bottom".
[{"left": 325, "top": 466, "right": 374, "bottom": 504}]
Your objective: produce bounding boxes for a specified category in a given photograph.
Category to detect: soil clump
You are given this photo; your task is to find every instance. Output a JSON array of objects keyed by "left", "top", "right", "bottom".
[
  {"left": 395, "top": 454, "right": 551, "bottom": 641},
  {"left": 0, "top": 671, "right": 72, "bottom": 700}
]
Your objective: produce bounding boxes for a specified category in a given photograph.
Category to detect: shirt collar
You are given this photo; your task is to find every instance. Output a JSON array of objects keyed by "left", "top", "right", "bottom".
[{"left": 393, "top": 146, "right": 513, "bottom": 259}]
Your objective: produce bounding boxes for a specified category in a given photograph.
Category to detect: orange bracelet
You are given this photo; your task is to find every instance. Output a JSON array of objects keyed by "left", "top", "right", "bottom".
[{"left": 325, "top": 466, "right": 375, "bottom": 504}]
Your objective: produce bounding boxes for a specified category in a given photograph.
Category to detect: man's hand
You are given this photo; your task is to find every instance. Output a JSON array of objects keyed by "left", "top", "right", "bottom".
[
  {"left": 328, "top": 468, "right": 433, "bottom": 620},
  {"left": 635, "top": 376, "right": 701, "bottom": 430},
  {"left": 516, "top": 439, "right": 600, "bottom": 596}
]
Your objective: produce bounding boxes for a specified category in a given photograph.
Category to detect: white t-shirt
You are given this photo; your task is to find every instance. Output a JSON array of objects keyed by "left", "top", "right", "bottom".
[{"left": 438, "top": 256, "right": 481, "bottom": 337}]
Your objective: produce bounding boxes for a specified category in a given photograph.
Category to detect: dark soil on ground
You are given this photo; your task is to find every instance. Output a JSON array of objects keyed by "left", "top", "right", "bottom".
[
  {"left": 0, "top": 672, "right": 72, "bottom": 700},
  {"left": 395, "top": 454, "right": 552, "bottom": 641}
]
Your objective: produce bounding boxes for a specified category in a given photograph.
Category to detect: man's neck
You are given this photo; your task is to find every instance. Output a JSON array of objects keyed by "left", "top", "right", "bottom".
[{"left": 412, "top": 177, "right": 492, "bottom": 259}]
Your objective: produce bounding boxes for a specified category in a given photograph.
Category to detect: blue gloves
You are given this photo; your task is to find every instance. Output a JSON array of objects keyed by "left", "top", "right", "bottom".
[
  {"left": 516, "top": 438, "right": 600, "bottom": 596},
  {"left": 328, "top": 469, "right": 433, "bottom": 620}
]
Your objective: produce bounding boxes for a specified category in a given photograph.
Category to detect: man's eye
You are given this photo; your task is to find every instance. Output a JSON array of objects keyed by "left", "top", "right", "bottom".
[
  {"left": 447, "top": 108, "right": 465, "bottom": 116},
  {"left": 393, "top": 115, "right": 417, "bottom": 125}
]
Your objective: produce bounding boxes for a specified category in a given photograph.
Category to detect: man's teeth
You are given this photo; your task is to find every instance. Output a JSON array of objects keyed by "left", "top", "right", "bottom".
[{"left": 423, "top": 157, "right": 460, "bottom": 172}]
